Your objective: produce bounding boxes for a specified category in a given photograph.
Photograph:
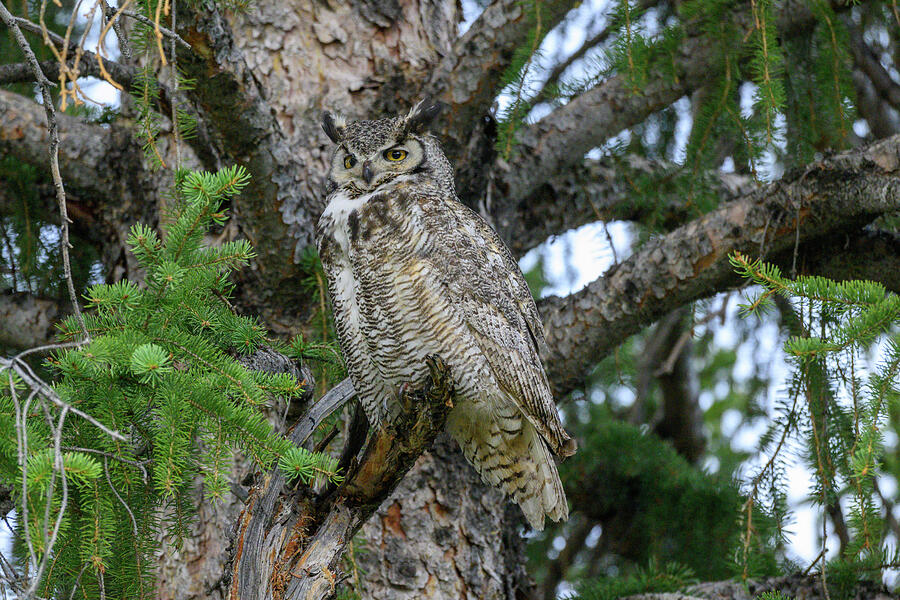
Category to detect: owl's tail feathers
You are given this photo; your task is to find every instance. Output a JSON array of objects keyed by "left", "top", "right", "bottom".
[
  {"left": 516, "top": 426, "right": 568, "bottom": 530},
  {"left": 454, "top": 416, "right": 568, "bottom": 531}
]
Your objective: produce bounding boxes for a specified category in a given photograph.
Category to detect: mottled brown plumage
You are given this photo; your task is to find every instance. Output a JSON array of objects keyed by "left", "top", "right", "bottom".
[{"left": 316, "top": 101, "right": 575, "bottom": 529}]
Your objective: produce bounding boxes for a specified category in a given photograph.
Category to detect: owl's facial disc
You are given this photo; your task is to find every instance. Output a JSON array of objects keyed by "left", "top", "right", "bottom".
[{"left": 332, "top": 137, "right": 425, "bottom": 193}]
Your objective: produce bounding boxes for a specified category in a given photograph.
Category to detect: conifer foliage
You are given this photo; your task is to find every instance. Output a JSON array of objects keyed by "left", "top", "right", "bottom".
[
  {"left": 731, "top": 252, "right": 900, "bottom": 584},
  {"left": 0, "top": 166, "right": 341, "bottom": 599}
]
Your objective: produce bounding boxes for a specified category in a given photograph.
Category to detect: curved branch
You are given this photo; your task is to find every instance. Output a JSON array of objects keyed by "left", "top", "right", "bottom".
[
  {"left": 537, "top": 134, "right": 900, "bottom": 397},
  {"left": 497, "top": 0, "right": 841, "bottom": 206},
  {"left": 497, "top": 12, "right": 735, "bottom": 202}
]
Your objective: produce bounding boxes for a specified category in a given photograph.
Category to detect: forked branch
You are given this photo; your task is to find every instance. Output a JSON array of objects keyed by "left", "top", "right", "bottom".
[{"left": 228, "top": 355, "right": 454, "bottom": 600}]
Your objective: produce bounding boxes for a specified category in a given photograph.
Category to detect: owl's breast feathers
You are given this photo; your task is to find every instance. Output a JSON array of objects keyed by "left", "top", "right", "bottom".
[{"left": 316, "top": 181, "right": 575, "bottom": 459}]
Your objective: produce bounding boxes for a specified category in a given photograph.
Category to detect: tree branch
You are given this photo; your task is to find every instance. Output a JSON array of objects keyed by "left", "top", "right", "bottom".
[
  {"left": 502, "top": 155, "right": 756, "bottom": 256},
  {"left": 426, "top": 0, "right": 578, "bottom": 135},
  {"left": 537, "top": 134, "right": 900, "bottom": 397},
  {"left": 228, "top": 356, "right": 454, "bottom": 600},
  {"left": 0, "top": 20, "right": 222, "bottom": 172},
  {"left": 0, "top": 88, "right": 201, "bottom": 282},
  {"left": 496, "top": 8, "right": 737, "bottom": 203},
  {"left": 1, "top": 14, "right": 138, "bottom": 90},
  {"left": 496, "top": 0, "right": 840, "bottom": 206}
]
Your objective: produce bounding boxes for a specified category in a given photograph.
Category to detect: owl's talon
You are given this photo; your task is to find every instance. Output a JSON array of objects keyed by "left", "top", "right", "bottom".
[
  {"left": 398, "top": 382, "right": 414, "bottom": 413},
  {"left": 423, "top": 354, "right": 453, "bottom": 407}
]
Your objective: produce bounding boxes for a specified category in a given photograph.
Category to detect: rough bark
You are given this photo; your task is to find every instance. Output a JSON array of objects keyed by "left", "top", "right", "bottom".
[
  {"left": 0, "top": 291, "right": 61, "bottom": 351},
  {"left": 172, "top": 0, "right": 461, "bottom": 323},
  {"left": 353, "top": 436, "right": 531, "bottom": 600},
  {"left": 625, "top": 572, "right": 893, "bottom": 600},
  {"left": 540, "top": 134, "right": 900, "bottom": 397},
  {"left": 228, "top": 356, "right": 456, "bottom": 600},
  {"left": 502, "top": 155, "right": 756, "bottom": 256}
]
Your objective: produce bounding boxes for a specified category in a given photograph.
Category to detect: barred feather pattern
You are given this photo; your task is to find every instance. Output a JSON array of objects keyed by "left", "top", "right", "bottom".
[{"left": 316, "top": 113, "right": 574, "bottom": 529}]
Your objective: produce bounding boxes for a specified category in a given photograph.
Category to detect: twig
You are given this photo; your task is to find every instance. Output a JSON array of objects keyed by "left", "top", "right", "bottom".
[
  {"left": 101, "top": 0, "right": 132, "bottom": 59},
  {"left": 104, "top": 457, "right": 139, "bottom": 536},
  {"left": 8, "top": 379, "right": 39, "bottom": 579},
  {"left": 0, "top": 3, "right": 90, "bottom": 343},
  {"left": 62, "top": 446, "right": 150, "bottom": 472},
  {"left": 13, "top": 340, "right": 88, "bottom": 361},
  {"left": 170, "top": 0, "right": 182, "bottom": 170},
  {"left": 654, "top": 295, "right": 729, "bottom": 376},
  {"left": 67, "top": 563, "right": 89, "bottom": 600},
  {"left": 112, "top": 7, "right": 190, "bottom": 50},
  {"left": 1, "top": 357, "right": 127, "bottom": 441}
]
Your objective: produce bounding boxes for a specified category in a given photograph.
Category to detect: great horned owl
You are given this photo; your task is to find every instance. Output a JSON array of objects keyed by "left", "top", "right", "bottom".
[{"left": 316, "top": 100, "right": 576, "bottom": 530}]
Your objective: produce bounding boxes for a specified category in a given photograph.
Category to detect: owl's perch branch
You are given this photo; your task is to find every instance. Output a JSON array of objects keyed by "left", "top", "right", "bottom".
[
  {"left": 228, "top": 356, "right": 454, "bottom": 600},
  {"left": 538, "top": 133, "right": 900, "bottom": 398}
]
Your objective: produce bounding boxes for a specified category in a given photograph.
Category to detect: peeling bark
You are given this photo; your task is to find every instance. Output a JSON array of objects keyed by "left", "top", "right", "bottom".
[
  {"left": 354, "top": 437, "right": 531, "bottom": 600},
  {"left": 228, "top": 356, "right": 456, "bottom": 600}
]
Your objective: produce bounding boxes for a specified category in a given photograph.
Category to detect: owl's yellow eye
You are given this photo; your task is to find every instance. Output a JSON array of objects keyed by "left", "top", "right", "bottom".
[
  {"left": 343, "top": 155, "right": 357, "bottom": 169},
  {"left": 384, "top": 148, "right": 408, "bottom": 162}
]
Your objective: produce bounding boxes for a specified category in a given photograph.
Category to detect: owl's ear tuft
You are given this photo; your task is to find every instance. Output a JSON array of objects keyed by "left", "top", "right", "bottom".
[
  {"left": 402, "top": 99, "right": 445, "bottom": 135},
  {"left": 322, "top": 112, "right": 347, "bottom": 143}
]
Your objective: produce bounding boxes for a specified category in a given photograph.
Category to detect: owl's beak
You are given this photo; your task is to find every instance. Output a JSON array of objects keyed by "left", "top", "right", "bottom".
[{"left": 362, "top": 161, "right": 374, "bottom": 184}]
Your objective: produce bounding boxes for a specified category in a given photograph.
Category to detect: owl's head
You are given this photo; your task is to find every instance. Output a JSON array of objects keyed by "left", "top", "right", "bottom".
[{"left": 322, "top": 99, "right": 451, "bottom": 198}]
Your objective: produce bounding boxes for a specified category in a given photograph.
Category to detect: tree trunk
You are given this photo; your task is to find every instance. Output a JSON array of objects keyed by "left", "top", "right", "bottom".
[
  {"left": 354, "top": 436, "right": 532, "bottom": 600},
  {"left": 151, "top": 5, "right": 535, "bottom": 598}
]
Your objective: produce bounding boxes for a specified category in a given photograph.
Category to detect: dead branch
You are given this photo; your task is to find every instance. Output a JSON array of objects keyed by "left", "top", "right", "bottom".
[
  {"left": 228, "top": 355, "right": 453, "bottom": 600},
  {"left": 0, "top": 4, "right": 88, "bottom": 341}
]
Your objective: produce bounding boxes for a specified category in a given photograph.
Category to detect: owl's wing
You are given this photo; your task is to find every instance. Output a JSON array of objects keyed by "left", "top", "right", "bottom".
[{"left": 416, "top": 190, "right": 575, "bottom": 458}]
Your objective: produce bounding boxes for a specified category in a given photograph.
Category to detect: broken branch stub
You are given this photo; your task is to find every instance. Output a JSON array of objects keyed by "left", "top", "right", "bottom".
[{"left": 229, "top": 354, "right": 454, "bottom": 600}]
